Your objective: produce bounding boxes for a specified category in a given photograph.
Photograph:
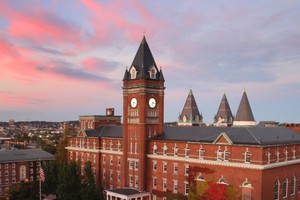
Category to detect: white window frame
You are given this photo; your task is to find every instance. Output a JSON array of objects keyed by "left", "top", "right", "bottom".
[
  {"left": 173, "top": 180, "right": 178, "bottom": 194},
  {"left": 153, "top": 177, "right": 157, "bottom": 189},
  {"left": 184, "top": 164, "right": 189, "bottom": 176},
  {"left": 163, "top": 179, "right": 167, "bottom": 191},
  {"left": 245, "top": 151, "right": 251, "bottom": 163},
  {"left": 163, "top": 162, "right": 167, "bottom": 173},
  {"left": 184, "top": 181, "right": 189, "bottom": 195},
  {"left": 153, "top": 161, "right": 157, "bottom": 171},
  {"left": 173, "top": 163, "right": 178, "bottom": 175},
  {"left": 199, "top": 148, "right": 205, "bottom": 159}
]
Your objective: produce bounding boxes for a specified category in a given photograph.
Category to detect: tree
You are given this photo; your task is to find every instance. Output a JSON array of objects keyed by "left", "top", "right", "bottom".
[
  {"left": 55, "top": 139, "right": 68, "bottom": 164},
  {"left": 42, "top": 161, "right": 61, "bottom": 195},
  {"left": 56, "top": 161, "right": 81, "bottom": 200},
  {"left": 6, "top": 181, "right": 39, "bottom": 200},
  {"left": 80, "top": 161, "right": 104, "bottom": 200}
]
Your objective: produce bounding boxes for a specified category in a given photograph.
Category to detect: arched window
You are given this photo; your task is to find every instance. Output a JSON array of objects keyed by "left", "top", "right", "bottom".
[
  {"left": 218, "top": 176, "right": 227, "bottom": 184},
  {"left": 197, "top": 174, "right": 205, "bottom": 181},
  {"left": 130, "top": 66, "right": 137, "bottom": 79},
  {"left": 242, "top": 178, "right": 252, "bottom": 188},
  {"left": 283, "top": 178, "right": 288, "bottom": 198},
  {"left": 149, "top": 66, "right": 157, "bottom": 79},
  {"left": 183, "top": 115, "right": 187, "bottom": 122},
  {"left": 274, "top": 180, "right": 279, "bottom": 200},
  {"left": 291, "top": 176, "right": 295, "bottom": 195}
]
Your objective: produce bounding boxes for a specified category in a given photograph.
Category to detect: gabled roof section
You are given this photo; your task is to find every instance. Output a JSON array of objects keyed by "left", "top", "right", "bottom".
[
  {"left": 123, "top": 36, "right": 164, "bottom": 81},
  {"left": 215, "top": 93, "right": 234, "bottom": 124},
  {"left": 77, "top": 131, "right": 87, "bottom": 137},
  {"left": 178, "top": 89, "right": 202, "bottom": 126},
  {"left": 234, "top": 91, "right": 255, "bottom": 122},
  {"left": 213, "top": 132, "right": 233, "bottom": 145}
]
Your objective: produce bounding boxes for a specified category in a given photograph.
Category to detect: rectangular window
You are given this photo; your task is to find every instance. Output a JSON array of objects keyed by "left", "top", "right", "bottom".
[
  {"left": 103, "top": 156, "right": 106, "bottom": 165},
  {"left": 129, "top": 160, "right": 134, "bottom": 170},
  {"left": 185, "top": 148, "right": 190, "bottom": 157},
  {"left": 163, "top": 179, "right": 167, "bottom": 191},
  {"left": 174, "top": 147, "right": 178, "bottom": 156},
  {"left": 5, "top": 164, "right": 8, "bottom": 169},
  {"left": 135, "top": 176, "right": 138, "bottom": 188},
  {"left": 103, "top": 170, "right": 106, "bottom": 179},
  {"left": 30, "top": 168, "right": 33, "bottom": 174},
  {"left": 12, "top": 177, "right": 16, "bottom": 183},
  {"left": 153, "top": 177, "right": 157, "bottom": 189},
  {"left": 185, "top": 165, "right": 189, "bottom": 176},
  {"left": 224, "top": 151, "right": 229, "bottom": 161},
  {"left": 118, "top": 157, "right": 121, "bottom": 166},
  {"left": 12, "top": 163, "right": 15, "bottom": 168},
  {"left": 30, "top": 176, "right": 33, "bottom": 181},
  {"left": 5, "top": 170, "right": 8, "bottom": 176},
  {"left": 129, "top": 175, "right": 133, "bottom": 187},
  {"left": 93, "top": 154, "right": 96, "bottom": 164},
  {"left": 174, "top": 163, "right": 178, "bottom": 175},
  {"left": 199, "top": 149, "right": 205, "bottom": 159},
  {"left": 117, "top": 171, "right": 120, "bottom": 182},
  {"left": 153, "top": 161, "right": 157, "bottom": 171},
  {"left": 163, "top": 162, "right": 167, "bottom": 173},
  {"left": 5, "top": 178, "right": 9, "bottom": 184},
  {"left": 135, "top": 161, "right": 138, "bottom": 170},
  {"left": 245, "top": 152, "right": 251, "bottom": 163},
  {"left": 217, "top": 150, "right": 222, "bottom": 161},
  {"left": 173, "top": 180, "right": 178, "bottom": 193},
  {"left": 185, "top": 182, "right": 189, "bottom": 195},
  {"left": 110, "top": 156, "right": 113, "bottom": 166},
  {"left": 12, "top": 169, "right": 16, "bottom": 176},
  {"left": 110, "top": 170, "right": 113, "bottom": 181}
]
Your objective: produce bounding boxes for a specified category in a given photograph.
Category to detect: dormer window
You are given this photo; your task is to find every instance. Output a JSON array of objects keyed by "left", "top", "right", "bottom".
[
  {"left": 130, "top": 66, "right": 137, "bottom": 79},
  {"left": 148, "top": 65, "right": 157, "bottom": 79}
]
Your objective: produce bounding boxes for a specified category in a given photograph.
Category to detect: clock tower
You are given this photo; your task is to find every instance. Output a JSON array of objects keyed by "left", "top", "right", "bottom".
[{"left": 122, "top": 36, "right": 165, "bottom": 191}]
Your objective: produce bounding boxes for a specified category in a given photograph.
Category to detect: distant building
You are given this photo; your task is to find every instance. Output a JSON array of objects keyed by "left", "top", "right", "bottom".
[
  {"left": 66, "top": 36, "right": 300, "bottom": 200},
  {"left": 0, "top": 149, "right": 54, "bottom": 197}
]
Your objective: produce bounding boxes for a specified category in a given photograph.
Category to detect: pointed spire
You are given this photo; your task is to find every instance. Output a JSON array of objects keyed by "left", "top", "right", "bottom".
[
  {"left": 214, "top": 93, "right": 234, "bottom": 126},
  {"left": 178, "top": 89, "right": 203, "bottom": 126},
  {"left": 123, "top": 36, "right": 164, "bottom": 81},
  {"left": 233, "top": 91, "right": 256, "bottom": 126}
]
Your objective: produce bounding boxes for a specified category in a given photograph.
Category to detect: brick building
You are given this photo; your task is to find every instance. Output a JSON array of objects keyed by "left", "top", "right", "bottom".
[
  {"left": 66, "top": 36, "right": 300, "bottom": 200},
  {"left": 0, "top": 149, "right": 54, "bottom": 197}
]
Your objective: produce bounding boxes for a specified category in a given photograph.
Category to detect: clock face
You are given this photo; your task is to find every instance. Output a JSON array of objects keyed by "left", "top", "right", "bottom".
[
  {"left": 130, "top": 98, "right": 137, "bottom": 108},
  {"left": 149, "top": 98, "right": 156, "bottom": 108}
]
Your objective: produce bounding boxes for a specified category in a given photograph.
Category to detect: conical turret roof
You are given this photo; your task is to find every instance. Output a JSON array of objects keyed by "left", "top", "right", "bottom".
[
  {"left": 233, "top": 91, "right": 255, "bottom": 126},
  {"left": 215, "top": 93, "right": 234, "bottom": 124},
  {"left": 178, "top": 90, "right": 203, "bottom": 126},
  {"left": 123, "top": 36, "right": 164, "bottom": 81}
]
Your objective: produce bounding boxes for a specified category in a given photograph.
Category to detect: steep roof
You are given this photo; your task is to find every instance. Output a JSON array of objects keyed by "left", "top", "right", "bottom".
[
  {"left": 235, "top": 91, "right": 255, "bottom": 122},
  {"left": 178, "top": 89, "right": 202, "bottom": 124},
  {"left": 214, "top": 93, "right": 234, "bottom": 123},
  {"left": 0, "top": 149, "right": 55, "bottom": 162},
  {"left": 83, "top": 126, "right": 123, "bottom": 138},
  {"left": 123, "top": 36, "right": 164, "bottom": 81}
]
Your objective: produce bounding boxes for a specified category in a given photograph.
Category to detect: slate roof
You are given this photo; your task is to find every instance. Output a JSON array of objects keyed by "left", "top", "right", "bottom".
[
  {"left": 84, "top": 126, "right": 123, "bottom": 138},
  {"left": 235, "top": 91, "right": 255, "bottom": 122},
  {"left": 152, "top": 126, "right": 300, "bottom": 145},
  {"left": 178, "top": 89, "right": 202, "bottom": 123},
  {"left": 0, "top": 149, "right": 55, "bottom": 163},
  {"left": 123, "top": 36, "right": 164, "bottom": 81},
  {"left": 214, "top": 93, "right": 234, "bottom": 123},
  {"left": 82, "top": 125, "right": 300, "bottom": 146}
]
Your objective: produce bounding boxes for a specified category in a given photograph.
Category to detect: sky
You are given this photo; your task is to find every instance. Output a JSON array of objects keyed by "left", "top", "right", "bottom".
[{"left": 0, "top": 0, "right": 300, "bottom": 124}]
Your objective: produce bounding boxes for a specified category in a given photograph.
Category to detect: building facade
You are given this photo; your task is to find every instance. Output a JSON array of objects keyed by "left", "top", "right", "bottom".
[
  {"left": 66, "top": 36, "right": 300, "bottom": 200},
  {"left": 0, "top": 149, "right": 54, "bottom": 197}
]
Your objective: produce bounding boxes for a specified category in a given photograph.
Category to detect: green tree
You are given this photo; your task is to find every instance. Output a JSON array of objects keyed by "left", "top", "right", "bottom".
[
  {"left": 56, "top": 161, "right": 81, "bottom": 200},
  {"left": 80, "top": 161, "right": 104, "bottom": 200},
  {"left": 42, "top": 161, "right": 60, "bottom": 195}
]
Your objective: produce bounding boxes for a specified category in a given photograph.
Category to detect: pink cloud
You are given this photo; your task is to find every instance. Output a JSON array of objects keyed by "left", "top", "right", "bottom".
[{"left": 81, "top": 57, "right": 118, "bottom": 73}]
